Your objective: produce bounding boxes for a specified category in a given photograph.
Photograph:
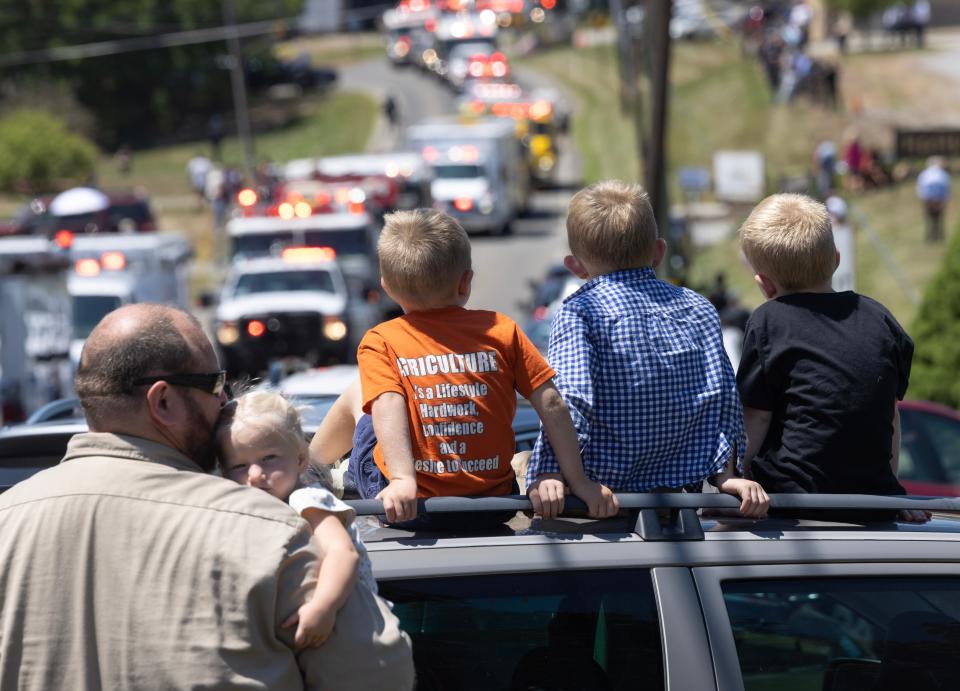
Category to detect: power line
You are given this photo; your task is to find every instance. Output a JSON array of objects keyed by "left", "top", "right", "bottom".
[{"left": 0, "top": 18, "right": 294, "bottom": 68}]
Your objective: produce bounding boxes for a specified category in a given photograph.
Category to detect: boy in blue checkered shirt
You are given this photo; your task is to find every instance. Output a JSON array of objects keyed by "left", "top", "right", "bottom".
[{"left": 527, "top": 180, "right": 769, "bottom": 519}]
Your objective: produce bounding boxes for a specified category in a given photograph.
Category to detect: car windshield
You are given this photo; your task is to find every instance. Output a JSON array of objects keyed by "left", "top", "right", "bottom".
[
  {"left": 449, "top": 42, "right": 494, "bottom": 60},
  {"left": 233, "top": 270, "right": 335, "bottom": 296},
  {"left": 72, "top": 295, "right": 123, "bottom": 339},
  {"left": 433, "top": 164, "right": 483, "bottom": 178}
]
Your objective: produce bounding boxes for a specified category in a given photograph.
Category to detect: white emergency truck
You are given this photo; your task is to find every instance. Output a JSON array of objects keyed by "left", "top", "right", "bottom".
[
  {"left": 214, "top": 248, "right": 380, "bottom": 376},
  {"left": 67, "top": 233, "right": 193, "bottom": 366},
  {"left": 226, "top": 211, "right": 381, "bottom": 301},
  {"left": 408, "top": 117, "right": 528, "bottom": 235},
  {"left": 0, "top": 236, "right": 73, "bottom": 423}
]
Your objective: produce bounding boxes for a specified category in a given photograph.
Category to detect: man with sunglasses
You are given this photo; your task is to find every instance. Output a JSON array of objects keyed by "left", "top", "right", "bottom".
[{"left": 0, "top": 304, "right": 413, "bottom": 691}]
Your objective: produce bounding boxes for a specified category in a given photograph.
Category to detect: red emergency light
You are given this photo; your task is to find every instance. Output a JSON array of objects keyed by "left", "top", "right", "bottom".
[
  {"left": 247, "top": 320, "right": 266, "bottom": 338},
  {"left": 54, "top": 229, "right": 74, "bottom": 249}
]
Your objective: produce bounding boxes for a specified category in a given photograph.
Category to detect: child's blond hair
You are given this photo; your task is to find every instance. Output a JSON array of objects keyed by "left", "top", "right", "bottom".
[
  {"left": 215, "top": 391, "right": 308, "bottom": 468},
  {"left": 378, "top": 209, "right": 471, "bottom": 302},
  {"left": 566, "top": 180, "right": 659, "bottom": 270},
  {"left": 739, "top": 194, "right": 836, "bottom": 291}
]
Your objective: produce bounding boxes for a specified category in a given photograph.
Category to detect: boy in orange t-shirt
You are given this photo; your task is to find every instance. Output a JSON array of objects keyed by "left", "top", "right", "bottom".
[{"left": 315, "top": 209, "right": 618, "bottom": 527}]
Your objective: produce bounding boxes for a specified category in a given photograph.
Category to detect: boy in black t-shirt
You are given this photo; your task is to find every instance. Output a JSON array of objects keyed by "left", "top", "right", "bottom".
[{"left": 737, "top": 193, "right": 929, "bottom": 522}]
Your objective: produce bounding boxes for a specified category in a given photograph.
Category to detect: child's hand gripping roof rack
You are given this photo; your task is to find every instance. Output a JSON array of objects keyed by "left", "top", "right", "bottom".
[{"left": 346, "top": 494, "right": 960, "bottom": 541}]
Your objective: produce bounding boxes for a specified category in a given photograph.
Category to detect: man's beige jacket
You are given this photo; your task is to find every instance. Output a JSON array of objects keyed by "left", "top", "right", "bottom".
[{"left": 0, "top": 433, "right": 414, "bottom": 690}]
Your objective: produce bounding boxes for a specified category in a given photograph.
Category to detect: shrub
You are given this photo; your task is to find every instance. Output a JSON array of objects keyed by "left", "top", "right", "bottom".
[
  {"left": 909, "top": 226, "right": 960, "bottom": 407},
  {"left": 0, "top": 109, "right": 97, "bottom": 193}
]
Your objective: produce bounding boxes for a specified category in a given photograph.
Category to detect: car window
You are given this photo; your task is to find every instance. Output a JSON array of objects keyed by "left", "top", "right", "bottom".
[
  {"left": 916, "top": 413, "right": 960, "bottom": 484},
  {"left": 722, "top": 577, "right": 960, "bottom": 691},
  {"left": 898, "top": 408, "right": 946, "bottom": 483},
  {"left": 233, "top": 269, "right": 335, "bottom": 295},
  {"left": 379, "top": 569, "right": 664, "bottom": 691}
]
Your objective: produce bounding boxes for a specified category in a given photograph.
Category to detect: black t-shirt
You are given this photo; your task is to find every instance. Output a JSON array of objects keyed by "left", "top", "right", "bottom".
[{"left": 737, "top": 291, "right": 913, "bottom": 495}]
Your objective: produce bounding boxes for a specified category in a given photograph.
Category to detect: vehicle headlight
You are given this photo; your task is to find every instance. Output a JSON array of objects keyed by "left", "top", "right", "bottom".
[
  {"left": 323, "top": 317, "right": 347, "bottom": 341},
  {"left": 478, "top": 193, "right": 495, "bottom": 214},
  {"left": 538, "top": 154, "right": 556, "bottom": 172},
  {"left": 217, "top": 321, "right": 239, "bottom": 346}
]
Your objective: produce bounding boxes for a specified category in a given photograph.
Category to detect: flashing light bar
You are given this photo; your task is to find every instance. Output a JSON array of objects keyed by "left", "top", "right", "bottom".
[
  {"left": 281, "top": 246, "right": 337, "bottom": 263},
  {"left": 278, "top": 203, "right": 295, "bottom": 220}
]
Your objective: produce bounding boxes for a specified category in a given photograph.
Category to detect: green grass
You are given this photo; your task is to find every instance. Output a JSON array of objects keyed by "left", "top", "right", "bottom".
[{"left": 275, "top": 32, "right": 384, "bottom": 67}]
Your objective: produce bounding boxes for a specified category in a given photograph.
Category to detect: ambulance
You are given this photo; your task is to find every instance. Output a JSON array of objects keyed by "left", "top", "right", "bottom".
[
  {"left": 0, "top": 235, "right": 73, "bottom": 422},
  {"left": 67, "top": 233, "right": 193, "bottom": 366},
  {"left": 408, "top": 117, "right": 528, "bottom": 235}
]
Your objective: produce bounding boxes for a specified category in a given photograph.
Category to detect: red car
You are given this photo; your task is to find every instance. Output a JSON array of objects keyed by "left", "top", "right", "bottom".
[{"left": 898, "top": 400, "right": 960, "bottom": 496}]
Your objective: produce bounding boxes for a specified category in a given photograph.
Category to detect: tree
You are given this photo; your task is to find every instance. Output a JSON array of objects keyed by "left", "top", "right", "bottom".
[
  {"left": 822, "top": 0, "right": 898, "bottom": 20},
  {"left": 0, "top": 0, "right": 301, "bottom": 147},
  {"left": 909, "top": 228, "right": 960, "bottom": 408},
  {"left": 0, "top": 109, "right": 97, "bottom": 193}
]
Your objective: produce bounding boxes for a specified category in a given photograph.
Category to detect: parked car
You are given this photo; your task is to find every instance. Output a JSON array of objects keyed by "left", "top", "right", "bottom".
[
  {"left": 0, "top": 189, "right": 156, "bottom": 238},
  {"left": 898, "top": 399, "right": 960, "bottom": 496}
]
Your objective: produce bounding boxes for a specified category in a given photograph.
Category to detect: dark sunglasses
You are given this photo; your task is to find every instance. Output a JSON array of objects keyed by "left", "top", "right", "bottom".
[{"left": 133, "top": 371, "right": 228, "bottom": 397}]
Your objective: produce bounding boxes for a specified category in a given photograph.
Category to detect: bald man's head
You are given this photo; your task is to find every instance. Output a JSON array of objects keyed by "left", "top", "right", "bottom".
[{"left": 75, "top": 304, "right": 210, "bottom": 429}]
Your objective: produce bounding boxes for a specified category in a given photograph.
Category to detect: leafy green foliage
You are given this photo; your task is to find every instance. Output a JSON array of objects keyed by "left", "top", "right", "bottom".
[
  {"left": 822, "top": 0, "right": 899, "bottom": 20},
  {"left": 0, "top": 0, "right": 302, "bottom": 147},
  {"left": 0, "top": 110, "right": 97, "bottom": 193},
  {"left": 909, "top": 228, "right": 960, "bottom": 406}
]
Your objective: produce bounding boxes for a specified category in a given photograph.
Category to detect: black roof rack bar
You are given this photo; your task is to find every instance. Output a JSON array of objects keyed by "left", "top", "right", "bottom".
[{"left": 346, "top": 493, "right": 960, "bottom": 516}]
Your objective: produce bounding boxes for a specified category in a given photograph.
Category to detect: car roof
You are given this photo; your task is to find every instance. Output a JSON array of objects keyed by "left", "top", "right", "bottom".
[
  {"left": 355, "top": 495, "right": 960, "bottom": 578},
  {"left": 899, "top": 398, "right": 960, "bottom": 420}
]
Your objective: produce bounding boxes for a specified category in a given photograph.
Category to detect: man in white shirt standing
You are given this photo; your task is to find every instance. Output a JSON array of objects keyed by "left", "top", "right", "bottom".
[{"left": 916, "top": 156, "right": 951, "bottom": 243}]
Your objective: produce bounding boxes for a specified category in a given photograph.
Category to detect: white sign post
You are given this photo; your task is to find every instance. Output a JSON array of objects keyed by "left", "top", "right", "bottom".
[
  {"left": 713, "top": 151, "right": 765, "bottom": 203},
  {"left": 832, "top": 221, "right": 856, "bottom": 292}
]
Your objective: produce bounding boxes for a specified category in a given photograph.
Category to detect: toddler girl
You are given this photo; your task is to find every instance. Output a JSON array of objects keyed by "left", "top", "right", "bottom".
[{"left": 216, "top": 391, "right": 377, "bottom": 648}]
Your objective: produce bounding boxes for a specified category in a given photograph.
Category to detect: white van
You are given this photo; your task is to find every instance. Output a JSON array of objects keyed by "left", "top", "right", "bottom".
[{"left": 408, "top": 117, "right": 528, "bottom": 235}]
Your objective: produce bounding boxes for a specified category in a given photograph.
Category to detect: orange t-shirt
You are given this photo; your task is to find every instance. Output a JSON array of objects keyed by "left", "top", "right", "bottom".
[{"left": 358, "top": 306, "right": 555, "bottom": 498}]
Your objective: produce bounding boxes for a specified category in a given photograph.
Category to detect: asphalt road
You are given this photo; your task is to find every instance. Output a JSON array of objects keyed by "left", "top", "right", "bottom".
[{"left": 339, "top": 58, "right": 582, "bottom": 324}]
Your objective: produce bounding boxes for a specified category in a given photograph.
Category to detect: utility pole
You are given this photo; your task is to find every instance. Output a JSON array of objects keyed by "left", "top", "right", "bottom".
[
  {"left": 645, "top": 0, "right": 672, "bottom": 238},
  {"left": 612, "top": 0, "right": 673, "bottom": 271},
  {"left": 223, "top": 0, "right": 256, "bottom": 180}
]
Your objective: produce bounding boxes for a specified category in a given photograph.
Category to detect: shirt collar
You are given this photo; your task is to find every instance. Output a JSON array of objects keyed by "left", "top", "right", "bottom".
[
  {"left": 567, "top": 266, "right": 657, "bottom": 301},
  {"left": 61, "top": 432, "right": 205, "bottom": 473}
]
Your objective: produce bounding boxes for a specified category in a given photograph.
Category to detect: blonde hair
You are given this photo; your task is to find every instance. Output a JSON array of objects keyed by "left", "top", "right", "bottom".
[
  {"left": 739, "top": 194, "right": 836, "bottom": 291},
  {"left": 215, "top": 391, "right": 308, "bottom": 467},
  {"left": 378, "top": 209, "right": 471, "bottom": 302},
  {"left": 566, "top": 180, "right": 659, "bottom": 270}
]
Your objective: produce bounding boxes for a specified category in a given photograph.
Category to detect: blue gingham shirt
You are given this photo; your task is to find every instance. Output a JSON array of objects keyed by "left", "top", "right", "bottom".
[{"left": 528, "top": 267, "right": 745, "bottom": 491}]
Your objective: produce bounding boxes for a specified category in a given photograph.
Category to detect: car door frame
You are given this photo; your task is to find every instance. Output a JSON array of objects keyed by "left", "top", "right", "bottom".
[{"left": 692, "top": 561, "right": 960, "bottom": 691}]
